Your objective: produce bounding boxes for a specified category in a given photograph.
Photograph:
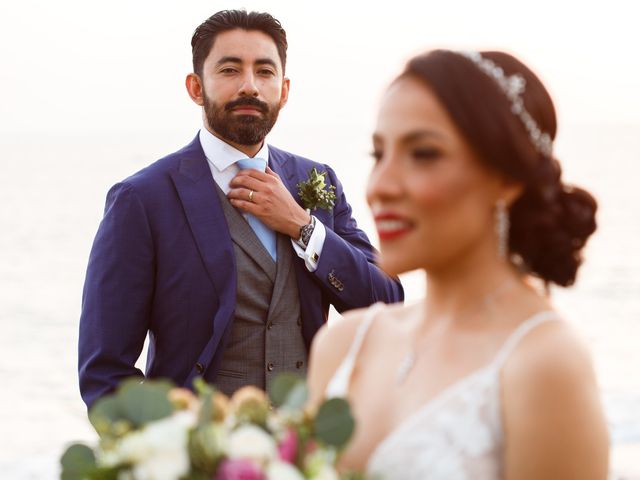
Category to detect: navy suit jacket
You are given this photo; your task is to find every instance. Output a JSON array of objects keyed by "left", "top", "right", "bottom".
[{"left": 79, "top": 135, "right": 403, "bottom": 408}]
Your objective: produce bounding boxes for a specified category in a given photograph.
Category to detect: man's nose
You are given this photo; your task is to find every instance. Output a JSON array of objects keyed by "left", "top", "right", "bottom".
[{"left": 238, "top": 72, "right": 259, "bottom": 97}]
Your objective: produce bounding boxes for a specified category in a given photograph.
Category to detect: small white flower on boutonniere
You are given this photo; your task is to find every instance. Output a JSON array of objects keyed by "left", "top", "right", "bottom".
[{"left": 297, "top": 168, "right": 337, "bottom": 211}]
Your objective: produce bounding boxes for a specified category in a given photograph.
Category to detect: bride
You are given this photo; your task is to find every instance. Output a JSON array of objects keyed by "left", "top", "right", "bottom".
[{"left": 307, "top": 50, "right": 609, "bottom": 479}]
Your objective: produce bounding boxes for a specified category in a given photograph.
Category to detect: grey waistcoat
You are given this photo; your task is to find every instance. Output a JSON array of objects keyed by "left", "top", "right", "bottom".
[{"left": 213, "top": 186, "right": 308, "bottom": 397}]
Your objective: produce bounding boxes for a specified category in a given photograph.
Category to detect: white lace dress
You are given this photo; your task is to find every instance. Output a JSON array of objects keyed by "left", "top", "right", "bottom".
[{"left": 325, "top": 303, "right": 558, "bottom": 480}]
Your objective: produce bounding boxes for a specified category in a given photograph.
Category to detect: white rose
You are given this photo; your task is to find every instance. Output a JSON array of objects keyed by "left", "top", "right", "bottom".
[
  {"left": 228, "top": 424, "right": 277, "bottom": 464},
  {"left": 140, "top": 410, "right": 195, "bottom": 452},
  {"left": 132, "top": 449, "right": 191, "bottom": 480},
  {"left": 116, "top": 430, "right": 153, "bottom": 464},
  {"left": 310, "top": 465, "right": 340, "bottom": 480},
  {"left": 112, "top": 411, "right": 195, "bottom": 480},
  {"left": 266, "top": 460, "right": 305, "bottom": 480}
]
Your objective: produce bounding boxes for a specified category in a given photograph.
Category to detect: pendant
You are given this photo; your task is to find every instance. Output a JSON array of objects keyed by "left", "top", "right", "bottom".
[{"left": 396, "top": 350, "right": 416, "bottom": 385}]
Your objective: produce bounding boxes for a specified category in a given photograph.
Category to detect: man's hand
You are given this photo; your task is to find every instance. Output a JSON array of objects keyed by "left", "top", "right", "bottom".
[{"left": 228, "top": 166, "right": 310, "bottom": 238}]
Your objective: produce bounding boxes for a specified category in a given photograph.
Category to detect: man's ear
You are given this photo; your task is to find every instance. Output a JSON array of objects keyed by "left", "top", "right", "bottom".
[
  {"left": 186, "top": 73, "right": 204, "bottom": 106},
  {"left": 279, "top": 77, "right": 290, "bottom": 109}
]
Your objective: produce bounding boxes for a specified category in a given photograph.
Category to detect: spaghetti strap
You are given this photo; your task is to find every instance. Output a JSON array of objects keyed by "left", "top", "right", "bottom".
[
  {"left": 325, "top": 302, "right": 385, "bottom": 398},
  {"left": 491, "top": 310, "right": 560, "bottom": 369}
]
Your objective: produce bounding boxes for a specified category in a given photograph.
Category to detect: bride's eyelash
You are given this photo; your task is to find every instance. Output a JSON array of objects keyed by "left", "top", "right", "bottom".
[
  {"left": 370, "top": 150, "right": 383, "bottom": 162},
  {"left": 413, "top": 147, "right": 441, "bottom": 160}
]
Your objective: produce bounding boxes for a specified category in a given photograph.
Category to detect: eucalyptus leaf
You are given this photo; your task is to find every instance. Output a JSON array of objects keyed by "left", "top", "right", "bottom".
[
  {"left": 283, "top": 382, "right": 308, "bottom": 410},
  {"left": 118, "top": 379, "right": 174, "bottom": 427},
  {"left": 314, "top": 398, "right": 355, "bottom": 448},
  {"left": 60, "top": 444, "right": 96, "bottom": 480},
  {"left": 268, "top": 373, "right": 307, "bottom": 408},
  {"left": 88, "top": 396, "right": 123, "bottom": 435}
]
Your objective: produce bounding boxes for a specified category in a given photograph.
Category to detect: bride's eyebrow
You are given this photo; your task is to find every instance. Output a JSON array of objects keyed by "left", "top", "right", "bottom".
[{"left": 401, "top": 130, "right": 444, "bottom": 144}]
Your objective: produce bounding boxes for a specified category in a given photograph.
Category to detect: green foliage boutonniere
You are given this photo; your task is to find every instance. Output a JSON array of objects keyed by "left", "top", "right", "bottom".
[{"left": 297, "top": 167, "right": 337, "bottom": 211}]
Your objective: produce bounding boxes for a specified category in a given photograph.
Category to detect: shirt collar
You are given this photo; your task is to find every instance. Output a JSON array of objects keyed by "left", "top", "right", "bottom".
[{"left": 199, "top": 127, "right": 270, "bottom": 172}]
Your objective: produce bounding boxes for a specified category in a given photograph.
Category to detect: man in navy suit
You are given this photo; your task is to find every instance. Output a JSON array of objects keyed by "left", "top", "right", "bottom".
[{"left": 79, "top": 10, "right": 403, "bottom": 408}]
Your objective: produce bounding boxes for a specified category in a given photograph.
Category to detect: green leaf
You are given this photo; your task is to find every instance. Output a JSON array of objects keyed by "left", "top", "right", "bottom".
[
  {"left": 314, "top": 398, "right": 355, "bottom": 449},
  {"left": 89, "top": 378, "right": 175, "bottom": 433},
  {"left": 188, "top": 424, "right": 226, "bottom": 474},
  {"left": 88, "top": 396, "right": 123, "bottom": 435},
  {"left": 296, "top": 168, "right": 337, "bottom": 211},
  {"left": 193, "top": 377, "right": 214, "bottom": 396},
  {"left": 268, "top": 373, "right": 307, "bottom": 408},
  {"left": 118, "top": 379, "right": 174, "bottom": 427},
  {"left": 198, "top": 391, "right": 213, "bottom": 426},
  {"left": 60, "top": 444, "right": 96, "bottom": 480},
  {"left": 283, "top": 381, "right": 308, "bottom": 410}
]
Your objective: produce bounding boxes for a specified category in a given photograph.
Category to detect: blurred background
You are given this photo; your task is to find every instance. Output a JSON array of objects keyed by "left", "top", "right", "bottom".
[{"left": 1, "top": 0, "right": 638, "bottom": 478}]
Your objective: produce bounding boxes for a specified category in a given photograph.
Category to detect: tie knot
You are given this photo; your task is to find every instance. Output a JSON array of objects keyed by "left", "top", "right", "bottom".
[{"left": 236, "top": 157, "right": 267, "bottom": 172}]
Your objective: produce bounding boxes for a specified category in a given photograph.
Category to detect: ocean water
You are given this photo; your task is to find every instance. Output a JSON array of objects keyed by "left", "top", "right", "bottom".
[{"left": 0, "top": 124, "right": 638, "bottom": 478}]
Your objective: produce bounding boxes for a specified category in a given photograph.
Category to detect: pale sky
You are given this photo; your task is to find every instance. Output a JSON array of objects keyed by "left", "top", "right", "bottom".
[{"left": 1, "top": 0, "right": 639, "bottom": 139}]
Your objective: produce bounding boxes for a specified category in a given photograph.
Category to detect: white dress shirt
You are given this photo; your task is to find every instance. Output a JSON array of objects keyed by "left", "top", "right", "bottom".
[{"left": 199, "top": 128, "right": 325, "bottom": 271}]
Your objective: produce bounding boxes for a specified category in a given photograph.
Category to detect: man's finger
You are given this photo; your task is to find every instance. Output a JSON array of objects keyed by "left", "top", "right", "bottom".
[
  {"left": 236, "top": 169, "right": 270, "bottom": 181},
  {"left": 265, "top": 166, "right": 280, "bottom": 179},
  {"left": 228, "top": 197, "right": 258, "bottom": 213},
  {"left": 228, "top": 187, "right": 257, "bottom": 202},
  {"left": 229, "top": 174, "right": 263, "bottom": 191}
]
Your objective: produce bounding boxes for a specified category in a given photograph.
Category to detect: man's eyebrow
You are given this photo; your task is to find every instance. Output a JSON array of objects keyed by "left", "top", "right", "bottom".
[
  {"left": 255, "top": 58, "right": 278, "bottom": 69},
  {"left": 215, "top": 56, "right": 279, "bottom": 69},
  {"left": 215, "top": 56, "right": 242, "bottom": 66}
]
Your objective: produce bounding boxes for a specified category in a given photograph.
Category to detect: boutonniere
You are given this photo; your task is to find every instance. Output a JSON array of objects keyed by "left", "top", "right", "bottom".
[{"left": 297, "top": 167, "right": 337, "bottom": 211}]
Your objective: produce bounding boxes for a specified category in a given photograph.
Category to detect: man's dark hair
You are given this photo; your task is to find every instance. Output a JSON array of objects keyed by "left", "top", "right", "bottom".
[{"left": 191, "top": 10, "right": 288, "bottom": 76}]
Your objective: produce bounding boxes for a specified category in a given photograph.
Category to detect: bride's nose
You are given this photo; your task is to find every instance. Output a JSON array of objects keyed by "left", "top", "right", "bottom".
[{"left": 366, "top": 150, "right": 404, "bottom": 206}]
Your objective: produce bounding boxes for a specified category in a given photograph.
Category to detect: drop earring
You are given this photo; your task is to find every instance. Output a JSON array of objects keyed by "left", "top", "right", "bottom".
[{"left": 495, "top": 199, "right": 509, "bottom": 259}]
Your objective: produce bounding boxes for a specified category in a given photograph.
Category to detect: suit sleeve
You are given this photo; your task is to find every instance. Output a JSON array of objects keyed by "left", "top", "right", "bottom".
[
  {"left": 78, "top": 182, "right": 154, "bottom": 409},
  {"left": 311, "top": 165, "right": 404, "bottom": 312}
]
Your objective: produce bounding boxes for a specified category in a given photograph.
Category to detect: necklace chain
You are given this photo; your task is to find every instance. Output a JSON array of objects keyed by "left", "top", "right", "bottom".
[{"left": 395, "top": 279, "right": 517, "bottom": 386}]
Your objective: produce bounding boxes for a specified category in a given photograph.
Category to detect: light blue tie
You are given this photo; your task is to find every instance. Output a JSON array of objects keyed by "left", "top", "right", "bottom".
[{"left": 236, "top": 157, "right": 277, "bottom": 261}]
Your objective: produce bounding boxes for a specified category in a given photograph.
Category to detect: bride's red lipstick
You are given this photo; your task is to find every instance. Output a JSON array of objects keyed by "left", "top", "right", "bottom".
[{"left": 374, "top": 213, "right": 413, "bottom": 241}]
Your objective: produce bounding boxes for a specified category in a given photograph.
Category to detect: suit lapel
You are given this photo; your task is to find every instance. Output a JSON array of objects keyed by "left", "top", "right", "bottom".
[
  {"left": 268, "top": 147, "right": 299, "bottom": 201},
  {"left": 169, "top": 137, "right": 236, "bottom": 378}
]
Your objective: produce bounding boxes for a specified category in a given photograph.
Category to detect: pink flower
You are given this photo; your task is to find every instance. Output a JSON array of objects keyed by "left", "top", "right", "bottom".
[
  {"left": 277, "top": 429, "right": 298, "bottom": 464},
  {"left": 215, "top": 458, "right": 266, "bottom": 480}
]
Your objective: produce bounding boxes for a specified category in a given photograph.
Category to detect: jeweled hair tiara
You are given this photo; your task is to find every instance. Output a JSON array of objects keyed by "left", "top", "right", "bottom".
[{"left": 459, "top": 51, "right": 553, "bottom": 157}]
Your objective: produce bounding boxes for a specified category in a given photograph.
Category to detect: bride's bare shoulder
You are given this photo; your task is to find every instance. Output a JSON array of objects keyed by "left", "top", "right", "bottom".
[
  {"left": 502, "top": 316, "right": 609, "bottom": 479},
  {"left": 311, "top": 302, "right": 409, "bottom": 362},
  {"left": 307, "top": 302, "right": 408, "bottom": 404},
  {"left": 503, "top": 315, "right": 596, "bottom": 390}
]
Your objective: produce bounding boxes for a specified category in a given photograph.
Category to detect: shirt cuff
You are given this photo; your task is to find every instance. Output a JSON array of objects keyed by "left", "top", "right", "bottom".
[{"left": 291, "top": 216, "right": 326, "bottom": 272}]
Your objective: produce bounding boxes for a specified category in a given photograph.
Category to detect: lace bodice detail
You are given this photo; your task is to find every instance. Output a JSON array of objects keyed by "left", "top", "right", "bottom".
[{"left": 326, "top": 303, "right": 558, "bottom": 480}]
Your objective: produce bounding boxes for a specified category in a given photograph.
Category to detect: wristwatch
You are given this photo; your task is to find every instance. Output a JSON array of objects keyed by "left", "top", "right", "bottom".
[{"left": 297, "top": 215, "right": 316, "bottom": 249}]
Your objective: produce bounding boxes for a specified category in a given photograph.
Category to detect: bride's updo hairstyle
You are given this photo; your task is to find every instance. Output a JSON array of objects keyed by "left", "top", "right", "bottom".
[{"left": 401, "top": 50, "right": 597, "bottom": 286}]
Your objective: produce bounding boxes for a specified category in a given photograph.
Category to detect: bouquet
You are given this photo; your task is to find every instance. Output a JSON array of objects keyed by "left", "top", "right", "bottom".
[{"left": 61, "top": 374, "right": 364, "bottom": 480}]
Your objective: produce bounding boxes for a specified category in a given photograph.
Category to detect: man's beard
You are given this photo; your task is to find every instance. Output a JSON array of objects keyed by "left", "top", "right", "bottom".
[{"left": 203, "top": 94, "right": 280, "bottom": 146}]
